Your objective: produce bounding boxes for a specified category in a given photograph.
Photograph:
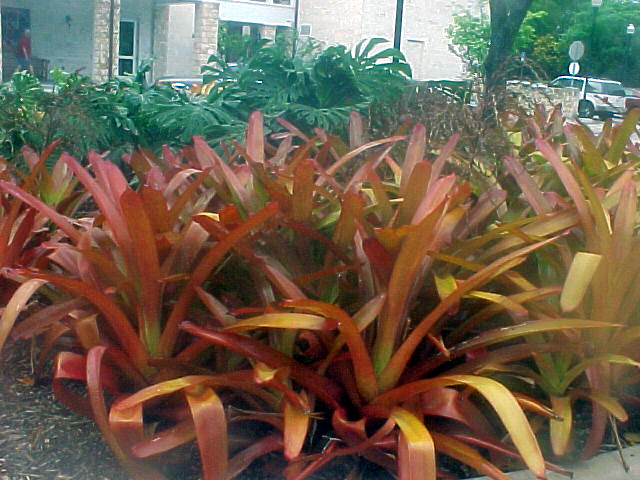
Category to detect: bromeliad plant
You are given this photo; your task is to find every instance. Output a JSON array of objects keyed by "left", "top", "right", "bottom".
[
  {"left": 480, "top": 108, "right": 640, "bottom": 460},
  {"left": 0, "top": 111, "right": 624, "bottom": 479}
]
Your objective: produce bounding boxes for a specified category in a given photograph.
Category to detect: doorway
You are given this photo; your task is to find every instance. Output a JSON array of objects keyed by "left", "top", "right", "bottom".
[{"left": 2, "top": 7, "right": 31, "bottom": 81}]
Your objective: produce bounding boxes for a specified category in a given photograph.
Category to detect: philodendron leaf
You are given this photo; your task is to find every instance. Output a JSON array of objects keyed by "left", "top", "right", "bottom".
[
  {"left": 391, "top": 407, "right": 436, "bottom": 480},
  {"left": 560, "top": 252, "right": 602, "bottom": 313}
]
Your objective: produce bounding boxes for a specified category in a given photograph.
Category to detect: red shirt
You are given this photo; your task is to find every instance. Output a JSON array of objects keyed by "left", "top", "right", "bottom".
[{"left": 18, "top": 35, "right": 31, "bottom": 59}]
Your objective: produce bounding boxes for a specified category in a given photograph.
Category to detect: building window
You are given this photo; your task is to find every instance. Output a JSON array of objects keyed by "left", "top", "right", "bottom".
[
  {"left": 118, "top": 20, "right": 136, "bottom": 75},
  {"left": 299, "top": 24, "right": 311, "bottom": 36},
  {"left": 273, "top": 0, "right": 292, "bottom": 4}
]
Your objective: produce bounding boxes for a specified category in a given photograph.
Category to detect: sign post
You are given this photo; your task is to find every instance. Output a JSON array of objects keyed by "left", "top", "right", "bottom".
[
  {"left": 569, "top": 62, "right": 580, "bottom": 75},
  {"left": 569, "top": 41, "right": 585, "bottom": 61}
]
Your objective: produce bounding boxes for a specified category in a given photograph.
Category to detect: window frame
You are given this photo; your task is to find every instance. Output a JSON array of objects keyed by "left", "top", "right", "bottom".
[{"left": 118, "top": 19, "right": 137, "bottom": 76}]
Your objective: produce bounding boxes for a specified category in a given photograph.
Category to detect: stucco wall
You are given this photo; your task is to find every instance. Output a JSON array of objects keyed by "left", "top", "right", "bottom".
[
  {"left": 297, "top": 0, "right": 365, "bottom": 48},
  {"left": 2, "top": 0, "right": 94, "bottom": 74},
  {"left": 2, "top": 0, "right": 152, "bottom": 76},
  {"left": 402, "top": 0, "right": 469, "bottom": 80},
  {"left": 167, "top": 4, "right": 196, "bottom": 77},
  {"left": 297, "top": 0, "right": 482, "bottom": 81},
  {"left": 219, "top": 0, "right": 294, "bottom": 27}
]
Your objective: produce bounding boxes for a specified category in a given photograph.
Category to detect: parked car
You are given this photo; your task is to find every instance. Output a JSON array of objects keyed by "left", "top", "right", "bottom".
[
  {"left": 624, "top": 87, "right": 640, "bottom": 112},
  {"left": 155, "top": 76, "right": 203, "bottom": 91},
  {"left": 549, "top": 76, "right": 626, "bottom": 119}
]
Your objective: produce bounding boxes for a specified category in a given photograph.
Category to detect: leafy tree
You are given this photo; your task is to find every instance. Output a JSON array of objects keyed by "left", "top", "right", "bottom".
[
  {"left": 563, "top": 0, "right": 640, "bottom": 84},
  {"left": 484, "top": 0, "right": 533, "bottom": 86},
  {"left": 449, "top": 0, "right": 640, "bottom": 84}
]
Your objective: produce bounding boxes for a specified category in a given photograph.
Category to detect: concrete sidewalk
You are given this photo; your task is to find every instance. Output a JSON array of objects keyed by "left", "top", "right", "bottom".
[{"left": 472, "top": 444, "right": 640, "bottom": 479}]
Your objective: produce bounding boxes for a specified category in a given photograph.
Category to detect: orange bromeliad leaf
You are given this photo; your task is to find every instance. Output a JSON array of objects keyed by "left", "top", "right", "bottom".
[
  {"left": 391, "top": 407, "right": 436, "bottom": 480},
  {"left": 380, "top": 236, "right": 562, "bottom": 391},
  {"left": 120, "top": 189, "right": 163, "bottom": 354},
  {"left": 185, "top": 385, "right": 228, "bottom": 480},
  {"left": 292, "top": 160, "right": 316, "bottom": 224},
  {"left": 400, "top": 124, "right": 426, "bottom": 192},
  {"left": 225, "top": 313, "right": 335, "bottom": 332},
  {"left": 284, "top": 394, "right": 310, "bottom": 460},
  {"left": 550, "top": 396, "right": 573, "bottom": 457},
  {"left": 282, "top": 299, "right": 378, "bottom": 401},
  {"left": 86, "top": 346, "right": 166, "bottom": 480},
  {"left": 158, "top": 202, "right": 279, "bottom": 357},
  {"left": 131, "top": 419, "right": 196, "bottom": 459},
  {"left": 374, "top": 375, "right": 546, "bottom": 479},
  {"left": 432, "top": 433, "right": 511, "bottom": 480},
  {"left": 178, "top": 323, "right": 342, "bottom": 408},
  {"left": 0, "top": 278, "right": 46, "bottom": 352}
]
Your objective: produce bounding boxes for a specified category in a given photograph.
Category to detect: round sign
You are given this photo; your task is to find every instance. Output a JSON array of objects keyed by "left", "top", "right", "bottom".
[
  {"left": 569, "top": 41, "right": 585, "bottom": 61},
  {"left": 569, "top": 61, "right": 580, "bottom": 75}
]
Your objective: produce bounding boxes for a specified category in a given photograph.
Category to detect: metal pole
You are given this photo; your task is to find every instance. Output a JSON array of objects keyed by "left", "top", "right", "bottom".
[
  {"left": 108, "top": 0, "right": 115, "bottom": 79},
  {"left": 393, "top": 0, "right": 404, "bottom": 51},
  {"left": 591, "top": 5, "right": 599, "bottom": 75},
  {"left": 292, "top": 0, "right": 300, "bottom": 57}
]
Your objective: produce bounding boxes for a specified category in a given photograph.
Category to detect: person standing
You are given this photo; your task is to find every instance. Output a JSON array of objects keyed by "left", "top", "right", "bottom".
[{"left": 16, "top": 29, "right": 34, "bottom": 75}]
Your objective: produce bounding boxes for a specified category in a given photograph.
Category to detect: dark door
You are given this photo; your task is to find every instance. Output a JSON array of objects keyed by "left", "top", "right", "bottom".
[{"left": 2, "top": 7, "right": 31, "bottom": 81}]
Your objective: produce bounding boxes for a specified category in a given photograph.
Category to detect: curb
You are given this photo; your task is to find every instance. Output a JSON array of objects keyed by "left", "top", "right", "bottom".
[{"left": 471, "top": 444, "right": 640, "bottom": 479}]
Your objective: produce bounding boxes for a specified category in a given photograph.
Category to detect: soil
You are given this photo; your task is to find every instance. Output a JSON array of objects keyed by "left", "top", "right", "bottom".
[
  {"left": 0, "top": 340, "right": 362, "bottom": 480},
  {"left": 0, "top": 340, "right": 129, "bottom": 480},
  {"left": 3, "top": 338, "right": 637, "bottom": 480}
]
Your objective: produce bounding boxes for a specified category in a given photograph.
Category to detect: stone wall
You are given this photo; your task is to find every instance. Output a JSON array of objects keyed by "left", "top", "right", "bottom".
[
  {"left": 193, "top": 2, "right": 219, "bottom": 76},
  {"left": 92, "top": 0, "right": 121, "bottom": 82},
  {"left": 507, "top": 82, "right": 580, "bottom": 118}
]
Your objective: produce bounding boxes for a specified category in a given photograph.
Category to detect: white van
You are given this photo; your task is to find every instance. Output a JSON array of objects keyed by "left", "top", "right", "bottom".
[{"left": 549, "top": 76, "right": 626, "bottom": 119}]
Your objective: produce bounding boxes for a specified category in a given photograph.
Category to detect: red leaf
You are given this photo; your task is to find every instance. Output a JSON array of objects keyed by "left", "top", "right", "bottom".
[
  {"left": 179, "top": 321, "right": 342, "bottom": 408},
  {"left": 185, "top": 385, "right": 228, "bottom": 480}
]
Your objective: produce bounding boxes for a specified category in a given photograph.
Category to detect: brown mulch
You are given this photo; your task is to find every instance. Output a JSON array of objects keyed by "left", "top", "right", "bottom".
[
  {"left": 0, "top": 340, "right": 361, "bottom": 480},
  {"left": 0, "top": 340, "right": 129, "bottom": 480}
]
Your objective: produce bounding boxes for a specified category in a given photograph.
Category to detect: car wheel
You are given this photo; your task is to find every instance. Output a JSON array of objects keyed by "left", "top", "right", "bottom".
[{"left": 578, "top": 100, "right": 595, "bottom": 118}]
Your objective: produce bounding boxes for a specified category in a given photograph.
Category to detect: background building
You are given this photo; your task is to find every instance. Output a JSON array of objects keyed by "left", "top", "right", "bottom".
[{"left": 0, "top": 0, "right": 483, "bottom": 83}]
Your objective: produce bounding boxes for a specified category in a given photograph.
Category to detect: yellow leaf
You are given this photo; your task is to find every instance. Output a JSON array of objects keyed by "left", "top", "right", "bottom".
[
  {"left": 391, "top": 407, "right": 436, "bottom": 480},
  {"left": 560, "top": 252, "right": 602, "bottom": 312}
]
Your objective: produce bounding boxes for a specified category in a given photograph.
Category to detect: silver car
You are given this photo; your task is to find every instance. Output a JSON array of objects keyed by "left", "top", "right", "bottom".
[{"left": 549, "top": 76, "right": 626, "bottom": 119}]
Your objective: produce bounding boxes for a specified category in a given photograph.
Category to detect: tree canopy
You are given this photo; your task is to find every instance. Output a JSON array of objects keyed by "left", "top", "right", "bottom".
[{"left": 449, "top": 0, "right": 640, "bottom": 86}]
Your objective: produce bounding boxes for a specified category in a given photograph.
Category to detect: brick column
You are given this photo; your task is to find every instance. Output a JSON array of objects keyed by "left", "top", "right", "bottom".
[
  {"left": 153, "top": 4, "right": 171, "bottom": 80},
  {"left": 92, "top": 0, "right": 121, "bottom": 82},
  {"left": 259, "top": 25, "right": 277, "bottom": 42},
  {"left": 193, "top": 2, "right": 219, "bottom": 75}
]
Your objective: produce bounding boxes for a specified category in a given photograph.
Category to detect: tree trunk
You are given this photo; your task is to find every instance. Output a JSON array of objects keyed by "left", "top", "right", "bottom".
[{"left": 484, "top": 0, "right": 533, "bottom": 89}]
